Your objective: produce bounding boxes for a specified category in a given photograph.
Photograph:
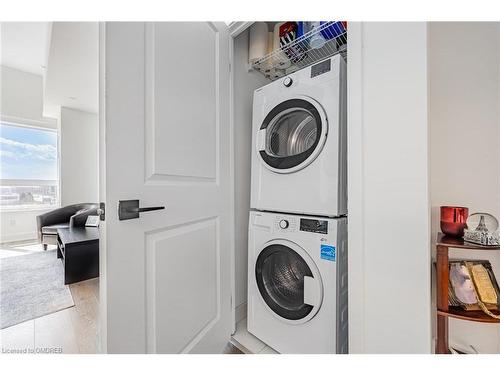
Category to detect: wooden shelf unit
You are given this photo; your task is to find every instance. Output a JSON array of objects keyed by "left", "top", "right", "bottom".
[{"left": 435, "top": 233, "right": 500, "bottom": 354}]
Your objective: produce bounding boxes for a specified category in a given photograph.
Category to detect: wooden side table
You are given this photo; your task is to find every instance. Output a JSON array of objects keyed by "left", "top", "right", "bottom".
[{"left": 435, "top": 233, "right": 500, "bottom": 354}]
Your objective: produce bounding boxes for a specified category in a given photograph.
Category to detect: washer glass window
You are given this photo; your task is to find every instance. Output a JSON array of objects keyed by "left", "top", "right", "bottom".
[
  {"left": 255, "top": 244, "right": 314, "bottom": 320},
  {"left": 259, "top": 99, "right": 324, "bottom": 171}
]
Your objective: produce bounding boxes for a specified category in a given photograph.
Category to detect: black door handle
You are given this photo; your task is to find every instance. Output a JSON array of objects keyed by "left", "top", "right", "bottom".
[{"left": 118, "top": 200, "right": 165, "bottom": 221}]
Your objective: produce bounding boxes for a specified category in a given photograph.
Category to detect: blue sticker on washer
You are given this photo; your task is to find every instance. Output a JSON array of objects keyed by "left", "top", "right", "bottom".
[{"left": 321, "top": 244, "right": 336, "bottom": 261}]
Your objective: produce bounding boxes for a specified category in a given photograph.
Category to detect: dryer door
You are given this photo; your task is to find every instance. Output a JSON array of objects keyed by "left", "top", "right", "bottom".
[
  {"left": 255, "top": 239, "right": 323, "bottom": 324},
  {"left": 257, "top": 96, "right": 328, "bottom": 174}
]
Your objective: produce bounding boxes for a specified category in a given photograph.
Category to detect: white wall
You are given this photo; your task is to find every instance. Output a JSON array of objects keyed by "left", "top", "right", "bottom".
[
  {"left": 232, "top": 28, "right": 269, "bottom": 321},
  {"left": 60, "top": 107, "right": 99, "bottom": 206},
  {"left": 348, "top": 22, "right": 432, "bottom": 353},
  {"left": 429, "top": 22, "right": 500, "bottom": 353},
  {"left": 1, "top": 66, "right": 55, "bottom": 126},
  {"left": 0, "top": 208, "right": 53, "bottom": 243},
  {"left": 0, "top": 66, "right": 57, "bottom": 243}
]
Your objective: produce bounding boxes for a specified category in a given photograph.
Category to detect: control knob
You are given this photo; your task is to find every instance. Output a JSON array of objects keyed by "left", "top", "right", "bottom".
[{"left": 279, "top": 219, "right": 289, "bottom": 229}]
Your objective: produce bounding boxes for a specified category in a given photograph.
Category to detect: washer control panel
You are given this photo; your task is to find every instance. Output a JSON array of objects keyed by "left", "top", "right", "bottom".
[
  {"left": 274, "top": 216, "right": 298, "bottom": 232},
  {"left": 299, "top": 218, "right": 328, "bottom": 234},
  {"left": 278, "top": 219, "right": 289, "bottom": 229}
]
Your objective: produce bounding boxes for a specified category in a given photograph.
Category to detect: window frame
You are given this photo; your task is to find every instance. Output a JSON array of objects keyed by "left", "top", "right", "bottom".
[{"left": 0, "top": 118, "right": 60, "bottom": 212}]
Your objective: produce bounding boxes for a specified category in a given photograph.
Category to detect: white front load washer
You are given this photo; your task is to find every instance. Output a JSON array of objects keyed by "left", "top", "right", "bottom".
[
  {"left": 250, "top": 55, "right": 347, "bottom": 217},
  {"left": 247, "top": 210, "right": 348, "bottom": 354}
]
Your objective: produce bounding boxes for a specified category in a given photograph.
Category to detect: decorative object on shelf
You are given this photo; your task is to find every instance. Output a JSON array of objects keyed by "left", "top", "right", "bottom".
[
  {"left": 435, "top": 234, "right": 500, "bottom": 354},
  {"left": 463, "top": 212, "right": 499, "bottom": 246},
  {"left": 449, "top": 260, "right": 500, "bottom": 315},
  {"left": 253, "top": 21, "right": 347, "bottom": 81},
  {"left": 440, "top": 206, "right": 468, "bottom": 237},
  {"left": 449, "top": 261, "right": 477, "bottom": 305}
]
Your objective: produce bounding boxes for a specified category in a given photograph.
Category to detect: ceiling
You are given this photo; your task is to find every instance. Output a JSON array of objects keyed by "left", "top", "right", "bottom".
[
  {"left": 44, "top": 22, "right": 98, "bottom": 115},
  {"left": 1, "top": 22, "right": 98, "bottom": 116},
  {"left": 0, "top": 22, "right": 52, "bottom": 75}
]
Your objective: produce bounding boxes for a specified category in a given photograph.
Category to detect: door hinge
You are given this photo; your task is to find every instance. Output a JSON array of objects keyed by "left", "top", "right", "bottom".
[{"left": 98, "top": 202, "right": 105, "bottom": 221}]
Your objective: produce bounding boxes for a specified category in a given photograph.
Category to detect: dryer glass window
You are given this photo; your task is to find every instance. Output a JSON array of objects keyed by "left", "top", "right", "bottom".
[
  {"left": 259, "top": 99, "right": 324, "bottom": 171},
  {"left": 266, "top": 109, "right": 317, "bottom": 158},
  {"left": 255, "top": 244, "right": 314, "bottom": 320}
]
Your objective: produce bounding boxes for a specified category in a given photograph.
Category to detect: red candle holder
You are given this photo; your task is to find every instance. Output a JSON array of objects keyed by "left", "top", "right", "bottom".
[{"left": 440, "top": 206, "right": 469, "bottom": 237}]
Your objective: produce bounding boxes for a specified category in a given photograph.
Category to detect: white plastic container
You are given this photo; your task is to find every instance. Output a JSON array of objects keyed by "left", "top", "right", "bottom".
[{"left": 248, "top": 22, "right": 269, "bottom": 64}]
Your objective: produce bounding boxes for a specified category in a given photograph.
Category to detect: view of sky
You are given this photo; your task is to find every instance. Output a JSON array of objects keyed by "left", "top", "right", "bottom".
[{"left": 0, "top": 123, "right": 58, "bottom": 180}]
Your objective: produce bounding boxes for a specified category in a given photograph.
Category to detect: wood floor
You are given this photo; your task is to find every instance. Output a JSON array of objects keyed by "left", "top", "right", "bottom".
[{"left": 0, "top": 277, "right": 100, "bottom": 354}]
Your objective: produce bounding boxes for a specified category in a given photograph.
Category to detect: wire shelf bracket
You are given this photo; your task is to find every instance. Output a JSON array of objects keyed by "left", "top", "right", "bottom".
[{"left": 252, "top": 21, "right": 347, "bottom": 81}]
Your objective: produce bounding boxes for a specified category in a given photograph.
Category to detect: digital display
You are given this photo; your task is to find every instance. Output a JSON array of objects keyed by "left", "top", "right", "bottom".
[
  {"left": 300, "top": 219, "right": 328, "bottom": 234},
  {"left": 311, "top": 59, "right": 331, "bottom": 78}
]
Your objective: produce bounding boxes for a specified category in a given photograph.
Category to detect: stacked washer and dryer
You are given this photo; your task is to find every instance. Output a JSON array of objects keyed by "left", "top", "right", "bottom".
[{"left": 247, "top": 55, "right": 348, "bottom": 354}]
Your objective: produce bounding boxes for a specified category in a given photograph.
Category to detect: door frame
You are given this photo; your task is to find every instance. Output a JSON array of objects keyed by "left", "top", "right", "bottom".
[
  {"left": 98, "top": 21, "right": 107, "bottom": 353},
  {"left": 228, "top": 21, "right": 255, "bottom": 334}
]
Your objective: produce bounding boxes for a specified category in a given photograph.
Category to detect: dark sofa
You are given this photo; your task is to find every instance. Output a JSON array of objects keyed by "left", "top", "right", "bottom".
[{"left": 36, "top": 203, "right": 98, "bottom": 250}]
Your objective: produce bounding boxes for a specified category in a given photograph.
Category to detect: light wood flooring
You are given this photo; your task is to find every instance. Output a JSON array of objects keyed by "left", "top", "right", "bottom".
[{"left": 1, "top": 277, "right": 100, "bottom": 354}]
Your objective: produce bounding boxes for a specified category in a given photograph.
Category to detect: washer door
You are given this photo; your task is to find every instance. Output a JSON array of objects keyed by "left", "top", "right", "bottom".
[
  {"left": 255, "top": 239, "right": 323, "bottom": 324},
  {"left": 256, "top": 96, "right": 328, "bottom": 174}
]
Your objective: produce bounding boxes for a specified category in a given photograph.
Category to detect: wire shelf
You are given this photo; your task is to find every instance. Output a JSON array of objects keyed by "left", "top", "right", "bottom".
[{"left": 252, "top": 21, "right": 347, "bottom": 81}]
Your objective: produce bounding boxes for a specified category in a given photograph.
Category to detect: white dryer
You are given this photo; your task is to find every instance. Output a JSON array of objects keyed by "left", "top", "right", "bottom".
[
  {"left": 250, "top": 55, "right": 347, "bottom": 217},
  {"left": 247, "top": 211, "right": 348, "bottom": 354}
]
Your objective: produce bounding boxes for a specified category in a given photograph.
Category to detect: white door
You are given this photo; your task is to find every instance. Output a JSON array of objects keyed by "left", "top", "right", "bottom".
[{"left": 102, "top": 22, "right": 232, "bottom": 353}]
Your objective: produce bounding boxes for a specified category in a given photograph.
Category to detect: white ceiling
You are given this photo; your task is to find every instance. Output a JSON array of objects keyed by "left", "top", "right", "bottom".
[
  {"left": 44, "top": 22, "right": 98, "bottom": 115},
  {"left": 0, "top": 22, "right": 52, "bottom": 76}
]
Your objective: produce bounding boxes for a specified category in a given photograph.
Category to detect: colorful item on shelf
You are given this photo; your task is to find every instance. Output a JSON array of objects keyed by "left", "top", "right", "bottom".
[
  {"left": 448, "top": 260, "right": 500, "bottom": 314},
  {"left": 296, "top": 21, "right": 305, "bottom": 38},
  {"left": 449, "top": 262, "right": 478, "bottom": 305},
  {"left": 319, "top": 21, "right": 347, "bottom": 39},
  {"left": 272, "top": 22, "right": 292, "bottom": 69},
  {"left": 278, "top": 22, "right": 307, "bottom": 64},
  {"left": 440, "top": 206, "right": 468, "bottom": 237},
  {"left": 320, "top": 21, "right": 347, "bottom": 49},
  {"left": 463, "top": 212, "right": 500, "bottom": 246}
]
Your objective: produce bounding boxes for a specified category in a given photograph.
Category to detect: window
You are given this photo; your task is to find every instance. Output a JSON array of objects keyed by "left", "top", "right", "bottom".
[{"left": 0, "top": 122, "right": 58, "bottom": 210}]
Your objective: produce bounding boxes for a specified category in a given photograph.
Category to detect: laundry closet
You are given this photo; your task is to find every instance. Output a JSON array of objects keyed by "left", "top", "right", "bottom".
[
  {"left": 101, "top": 22, "right": 432, "bottom": 355},
  {"left": 229, "top": 22, "right": 348, "bottom": 354}
]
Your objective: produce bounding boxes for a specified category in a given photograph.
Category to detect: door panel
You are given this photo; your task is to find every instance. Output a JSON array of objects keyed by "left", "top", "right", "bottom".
[
  {"left": 146, "top": 218, "right": 219, "bottom": 353},
  {"left": 104, "top": 22, "right": 231, "bottom": 353},
  {"left": 145, "top": 23, "right": 219, "bottom": 182}
]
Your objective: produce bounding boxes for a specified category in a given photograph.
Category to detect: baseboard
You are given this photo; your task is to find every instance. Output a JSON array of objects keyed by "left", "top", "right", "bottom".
[
  {"left": 0, "top": 232, "right": 37, "bottom": 244},
  {"left": 235, "top": 302, "right": 247, "bottom": 324}
]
